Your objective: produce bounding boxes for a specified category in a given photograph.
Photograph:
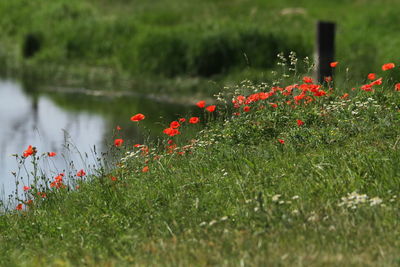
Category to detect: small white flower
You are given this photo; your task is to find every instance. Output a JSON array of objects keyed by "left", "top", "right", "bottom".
[
  {"left": 307, "top": 213, "right": 318, "bottom": 222},
  {"left": 209, "top": 220, "right": 218, "bottom": 226},
  {"left": 220, "top": 216, "right": 228, "bottom": 221},
  {"left": 272, "top": 194, "right": 281, "bottom": 202},
  {"left": 370, "top": 197, "right": 383, "bottom": 206}
]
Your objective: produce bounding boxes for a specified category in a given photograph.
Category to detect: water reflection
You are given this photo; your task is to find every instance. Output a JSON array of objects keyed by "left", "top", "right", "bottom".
[
  {"left": 0, "top": 79, "right": 106, "bottom": 201},
  {"left": 0, "top": 78, "right": 195, "bottom": 204}
]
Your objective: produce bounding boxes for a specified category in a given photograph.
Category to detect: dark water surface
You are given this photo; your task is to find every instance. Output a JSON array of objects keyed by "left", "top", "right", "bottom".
[{"left": 0, "top": 78, "right": 193, "bottom": 203}]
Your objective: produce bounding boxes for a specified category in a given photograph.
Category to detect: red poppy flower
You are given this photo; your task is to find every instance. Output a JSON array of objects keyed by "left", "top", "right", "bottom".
[
  {"left": 361, "top": 84, "right": 373, "bottom": 91},
  {"left": 50, "top": 181, "right": 57, "bottom": 188},
  {"left": 142, "top": 166, "right": 149, "bottom": 173},
  {"left": 163, "top": 127, "right": 180, "bottom": 137},
  {"left": 111, "top": 176, "right": 118, "bottom": 181},
  {"left": 330, "top": 61, "right": 338, "bottom": 67},
  {"left": 243, "top": 106, "right": 251, "bottom": 112},
  {"left": 76, "top": 169, "right": 86, "bottom": 177},
  {"left": 116, "top": 125, "right": 122, "bottom": 131},
  {"left": 167, "top": 140, "right": 174, "bottom": 145},
  {"left": 370, "top": 78, "right": 382, "bottom": 86},
  {"left": 48, "top": 152, "right": 56, "bottom": 157},
  {"left": 179, "top": 118, "right": 186, "bottom": 123},
  {"left": 297, "top": 120, "right": 304, "bottom": 126},
  {"left": 133, "top": 144, "right": 141, "bottom": 148},
  {"left": 16, "top": 204, "right": 23, "bottom": 210},
  {"left": 37, "top": 192, "right": 46, "bottom": 198},
  {"left": 23, "top": 186, "right": 31, "bottom": 191},
  {"left": 232, "top": 95, "right": 246, "bottom": 107},
  {"left": 233, "top": 112, "right": 240, "bottom": 116},
  {"left": 395, "top": 83, "right": 400, "bottom": 91},
  {"left": 270, "top": 103, "right": 278, "bottom": 108},
  {"left": 314, "top": 90, "right": 327, "bottom": 97},
  {"left": 170, "top": 121, "right": 180, "bottom": 129},
  {"left": 367, "top": 73, "right": 376, "bottom": 80},
  {"left": 54, "top": 174, "right": 64, "bottom": 182},
  {"left": 258, "top": 92, "right": 269, "bottom": 100},
  {"left": 294, "top": 93, "right": 306, "bottom": 102},
  {"left": 189, "top": 117, "right": 200, "bottom": 124},
  {"left": 196, "top": 101, "right": 206, "bottom": 108},
  {"left": 278, "top": 139, "right": 285, "bottom": 144},
  {"left": 246, "top": 93, "right": 260, "bottom": 104},
  {"left": 341, "top": 93, "right": 349, "bottom": 99},
  {"left": 23, "top": 145, "right": 36, "bottom": 158},
  {"left": 324, "top": 76, "right": 332, "bottom": 82},
  {"left": 130, "top": 113, "right": 145, "bottom": 122},
  {"left": 114, "top": 139, "right": 124, "bottom": 147},
  {"left": 25, "top": 199, "right": 33, "bottom": 205},
  {"left": 303, "top": 76, "right": 313, "bottom": 83},
  {"left": 382, "top": 63, "right": 395, "bottom": 71},
  {"left": 205, "top": 105, "right": 216, "bottom": 112}
]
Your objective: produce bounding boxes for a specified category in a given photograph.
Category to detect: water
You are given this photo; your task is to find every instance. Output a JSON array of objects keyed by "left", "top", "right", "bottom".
[{"left": 0, "top": 78, "right": 193, "bottom": 204}]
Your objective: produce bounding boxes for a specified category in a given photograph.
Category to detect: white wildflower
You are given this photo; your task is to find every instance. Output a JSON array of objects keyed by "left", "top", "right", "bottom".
[
  {"left": 370, "top": 197, "right": 383, "bottom": 206},
  {"left": 209, "top": 220, "right": 218, "bottom": 226},
  {"left": 272, "top": 194, "right": 281, "bottom": 202},
  {"left": 291, "top": 209, "right": 299, "bottom": 215},
  {"left": 307, "top": 212, "right": 318, "bottom": 222}
]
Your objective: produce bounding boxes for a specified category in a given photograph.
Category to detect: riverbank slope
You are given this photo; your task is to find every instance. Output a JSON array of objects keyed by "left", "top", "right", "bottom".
[{"left": 1, "top": 65, "right": 399, "bottom": 265}]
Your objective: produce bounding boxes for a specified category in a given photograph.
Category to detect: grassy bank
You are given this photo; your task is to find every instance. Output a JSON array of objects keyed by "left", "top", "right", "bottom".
[
  {"left": 1, "top": 0, "right": 400, "bottom": 94},
  {"left": 0, "top": 61, "right": 399, "bottom": 265}
]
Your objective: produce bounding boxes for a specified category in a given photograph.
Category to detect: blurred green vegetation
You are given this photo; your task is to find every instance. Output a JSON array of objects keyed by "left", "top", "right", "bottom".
[
  {"left": 0, "top": 0, "right": 399, "bottom": 93},
  {"left": 42, "top": 90, "right": 202, "bottom": 143}
]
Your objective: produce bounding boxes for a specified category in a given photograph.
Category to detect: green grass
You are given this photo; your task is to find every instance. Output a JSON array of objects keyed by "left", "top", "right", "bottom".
[
  {"left": 1, "top": 65, "right": 399, "bottom": 265},
  {"left": 1, "top": 0, "right": 400, "bottom": 95}
]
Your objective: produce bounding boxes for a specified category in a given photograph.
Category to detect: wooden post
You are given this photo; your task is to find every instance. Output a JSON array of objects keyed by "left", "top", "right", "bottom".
[{"left": 315, "top": 21, "right": 336, "bottom": 83}]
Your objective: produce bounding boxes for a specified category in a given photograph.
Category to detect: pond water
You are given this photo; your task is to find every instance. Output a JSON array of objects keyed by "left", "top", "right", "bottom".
[{"left": 0, "top": 78, "right": 194, "bottom": 205}]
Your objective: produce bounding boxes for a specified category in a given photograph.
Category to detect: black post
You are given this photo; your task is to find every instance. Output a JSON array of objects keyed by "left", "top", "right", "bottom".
[{"left": 316, "top": 21, "right": 336, "bottom": 83}]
